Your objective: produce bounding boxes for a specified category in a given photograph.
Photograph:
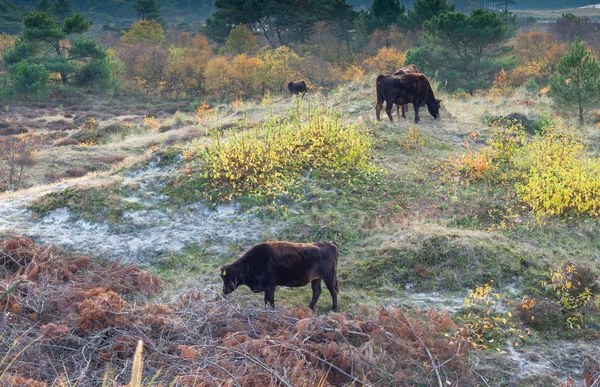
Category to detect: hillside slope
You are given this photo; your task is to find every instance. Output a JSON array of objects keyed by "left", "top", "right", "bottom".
[{"left": 1, "top": 79, "right": 599, "bottom": 385}]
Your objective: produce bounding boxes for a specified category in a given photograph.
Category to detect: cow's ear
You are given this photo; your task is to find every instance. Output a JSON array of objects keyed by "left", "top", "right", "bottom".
[
  {"left": 220, "top": 266, "right": 227, "bottom": 276},
  {"left": 437, "top": 99, "right": 442, "bottom": 103}
]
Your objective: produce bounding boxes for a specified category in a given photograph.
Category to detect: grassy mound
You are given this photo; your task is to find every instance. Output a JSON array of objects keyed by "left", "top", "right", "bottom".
[{"left": 167, "top": 107, "right": 378, "bottom": 203}]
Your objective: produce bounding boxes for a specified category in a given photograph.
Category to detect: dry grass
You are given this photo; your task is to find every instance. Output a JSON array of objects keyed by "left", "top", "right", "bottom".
[{"left": 0, "top": 236, "right": 473, "bottom": 386}]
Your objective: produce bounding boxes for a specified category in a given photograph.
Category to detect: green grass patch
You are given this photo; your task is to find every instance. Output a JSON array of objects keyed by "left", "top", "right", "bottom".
[
  {"left": 29, "top": 183, "right": 144, "bottom": 223},
  {"left": 343, "top": 230, "right": 533, "bottom": 293}
]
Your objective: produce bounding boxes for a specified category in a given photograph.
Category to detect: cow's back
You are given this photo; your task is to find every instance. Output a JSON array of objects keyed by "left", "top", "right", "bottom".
[
  {"left": 378, "top": 73, "right": 432, "bottom": 104},
  {"left": 254, "top": 242, "right": 336, "bottom": 287}
]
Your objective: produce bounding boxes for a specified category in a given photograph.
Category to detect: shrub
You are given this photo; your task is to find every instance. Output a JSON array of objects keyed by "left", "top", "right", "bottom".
[
  {"left": 510, "top": 31, "right": 567, "bottom": 85},
  {"left": 11, "top": 60, "right": 49, "bottom": 97},
  {"left": 0, "top": 134, "right": 40, "bottom": 191},
  {"left": 230, "top": 54, "right": 264, "bottom": 98},
  {"left": 447, "top": 120, "right": 527, "bottom": 183},
  {"left": 525, "top": 78, "right": 538, "bottom": 93},
  {"left": 362, "top": 47, "right": 406, "bottom": 74},
  {"left": 400, "top": 125, "right": 425, "bottom": 151},
  {"left": 459, "top": 281, "right": 529, "bottom": 350},
  {"left": 452, "top": 88, "right": 469, "bottom": 100},
  {"left": 520, "top": 263, "right": 600, "bottom": 330},
  {"left": 515, "top": 125, "right": 600, "bottom": 218},
  {"left": 70, "top": 130, "right": 104, "bottom": 145},
  {"left": 260, "top": 46, "right": 301, "bottom": 93},
  {"left": 203, "top": 56, "right": 233, "bottom": 99},
  {"left": 121, "top": 20, "right": 165, "bottom": 45},
  {"left": 222, "top": 24, "right": 258, "bottom": 55},
  {"left": 180, "top": 108, "right": 376, "bottom": 202}
]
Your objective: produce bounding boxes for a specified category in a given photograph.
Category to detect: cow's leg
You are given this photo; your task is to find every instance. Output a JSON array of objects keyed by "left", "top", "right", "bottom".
[
  {"left": 385, "top": 100, "right": 394, "bottom": 122},
  {"left": 324, "top": 276, "right": 338, "bottom": 310},
  {"left": 309, "top": 279, "right": 322, "bottom": 310},
  {"left": 264, "top": 286, "right": 275, "bottom": 308},
  {"left": 375, "top": 102, "right": 382, "bottom": 121},
  {"left": 396, "top": 103, "right": 400, "bottom": 116},
  {"left": 413, "top": 102, "right": 421, "bottom": 124},
  {"left": 402, "top": 104, "right": 407, "bottom": 119}
]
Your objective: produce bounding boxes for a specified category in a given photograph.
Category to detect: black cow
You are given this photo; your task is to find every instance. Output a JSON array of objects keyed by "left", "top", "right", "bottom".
[
  {"left": 393, "top": 64, "right": 420, "bottom": 118},
  {"left": 220, "top": 241, "right": 339, "bottom": 310},
  {"left": 288, "top": 81, "right": 307, "bottom": 98},
  {"left": 375, "top": 73, "right": 441, "bottom": 124}
]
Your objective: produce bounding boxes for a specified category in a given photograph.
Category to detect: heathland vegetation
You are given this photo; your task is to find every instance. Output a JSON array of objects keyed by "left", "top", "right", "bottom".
[{"left": 0, "top": 0, "right": 600, "bottom": 385}]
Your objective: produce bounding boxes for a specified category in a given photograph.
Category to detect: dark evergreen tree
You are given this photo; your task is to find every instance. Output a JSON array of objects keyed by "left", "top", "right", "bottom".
[
  {"left": 320, "top": 0, "right": 357, "bottom": 54},
  {"left": 3, "top": 11, "right": 113, "bottom": 93},
  {"left": 550, "top": 40, "right": 600, "bottom": 125},
  {"left": 35, "top": 0, "right": 55, "bottom": 17},
  {"left": 204, "top": 0, "right": 352, "bottom": 46},
  {"left": 408, "top": 0, "right": 455, "bottom": 29},
  {"left": 133, "top": 0, "right": 161, "bottom": 21},
  {"left": 54, "top": 0, "right": 72, "bottom": 23},
  {"left": 0, "top": 0, "right": 29, "bottom": 34},
  {"left": 406, "top": 9, "right": 515, "bottom": 91},
  {"left": 356, "top": 0, "right": 406, "bottom": 36}
]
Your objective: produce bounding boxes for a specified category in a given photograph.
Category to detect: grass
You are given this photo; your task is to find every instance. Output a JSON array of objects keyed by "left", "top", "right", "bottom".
[
  {"left": 28, "top": 181, "right": 145, "bottom": 224},
  {"left": 2, "top": 81, "right": 600, "bottom": 384}
]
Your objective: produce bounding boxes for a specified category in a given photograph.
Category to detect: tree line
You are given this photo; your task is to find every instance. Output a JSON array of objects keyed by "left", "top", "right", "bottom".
[{"left": 1, "top": 0, "right": 600, "bottom": 125}]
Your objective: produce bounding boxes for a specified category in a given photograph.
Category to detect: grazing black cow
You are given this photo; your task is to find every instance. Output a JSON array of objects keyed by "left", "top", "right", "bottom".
[
  {"left": 375, "top": 73, "right": 441, "bottom": 124},
  {"left": 393, "top": 64, "right": 420, "bottom": 118},
  {"left": 288, "top": 81, "right": 307, "bottom": 98},
  {"left": 220, "top": 241, "right": 339, "bottom": 310}
]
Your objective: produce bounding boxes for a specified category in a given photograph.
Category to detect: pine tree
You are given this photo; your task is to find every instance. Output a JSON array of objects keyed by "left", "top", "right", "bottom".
[
  {"left": 3, "top": 11, "right": 112, "bottom": 93},
  {"left": 55, "top": 0, "right": 73, "bottom": 23},
  {"left": 35, "top": 0, "right": 55, "bottom": 17},
  {"left": 550, "top": 40, "right": 600, "bottom": 125},
  {"left": 133, "top": 0, "right": 161, "bottom": 21},
  {"left": 358, "top": 0, "right": 406, "bottom": 35},
  {"left": 409, "top": 0, "right": 455, "bottom": 29},
  {"left": 407, "top": 9, "right": 515, "bottom": 91}
]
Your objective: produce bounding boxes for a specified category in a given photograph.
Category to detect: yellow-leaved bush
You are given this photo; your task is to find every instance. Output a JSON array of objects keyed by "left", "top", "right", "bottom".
[
  {"left": 515, "top": 125, "right": 600, "bottom": 218},
  {"left": 184, "top": 108, "right": 375, "bottom": 201}
]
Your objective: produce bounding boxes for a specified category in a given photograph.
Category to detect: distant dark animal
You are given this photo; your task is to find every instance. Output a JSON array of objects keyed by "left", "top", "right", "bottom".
[
  {"left": 220, "top": 241, "right": 339, "bottom": 310},
  {"left": 393, "top": 64, "right": 420, "bottom": 118},
  {"left": 375, "top": 73, "right": 441, "bottom": 124},
  {"left": 288, "top": 81, "right": 307, "bottom": 98}
]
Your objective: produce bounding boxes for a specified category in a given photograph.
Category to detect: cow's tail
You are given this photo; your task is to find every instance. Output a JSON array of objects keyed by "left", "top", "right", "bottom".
[
  {"left": 331, "top": 242, "right": 340, "bottom": 293},
  {"left": 375, "top": 74, "right": 386, "bottom": 108}
]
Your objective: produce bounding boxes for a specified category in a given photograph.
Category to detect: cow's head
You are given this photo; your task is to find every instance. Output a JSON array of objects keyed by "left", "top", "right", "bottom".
[
  {"left": 427, "top": 98, "right": 442, "bottom": 119},
  {"left": 220, "top": 265, "right": 240, "bottom": 295}
]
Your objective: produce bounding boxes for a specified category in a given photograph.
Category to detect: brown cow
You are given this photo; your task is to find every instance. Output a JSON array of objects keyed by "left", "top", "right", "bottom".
[
  {"left": 288, "top": 81, "right": 307, "bottom": 98},
  {"left": 393, "top": 64, "right": 420, "bottom": 118},
  {"left": 220, "top": 241, "right": 339, "bottom": 310},
  {"left": 375, "top": 73, "right": 441, "bottom": 124}
]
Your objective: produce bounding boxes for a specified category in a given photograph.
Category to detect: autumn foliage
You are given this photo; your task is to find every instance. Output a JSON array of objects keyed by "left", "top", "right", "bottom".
[
  {"left": 362, "top": 47, "right": 406, "bottom": 74},
  {"left": 509, "top": 31, "right": 568, "bottom": 86}
]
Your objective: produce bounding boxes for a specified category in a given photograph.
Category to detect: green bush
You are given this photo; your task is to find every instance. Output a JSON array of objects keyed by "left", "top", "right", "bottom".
[
  {"left": 525, "top": 78, "right": 538, "bottom": 93},
  {"left": 11, "top": 60, "right": 49, "bottom": 97},
  {"left": 515, "top": 124, "right": 600, "bottom": 218},
  {"left": 176, "top": 107, "right": 377, "bottom": 202}
]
